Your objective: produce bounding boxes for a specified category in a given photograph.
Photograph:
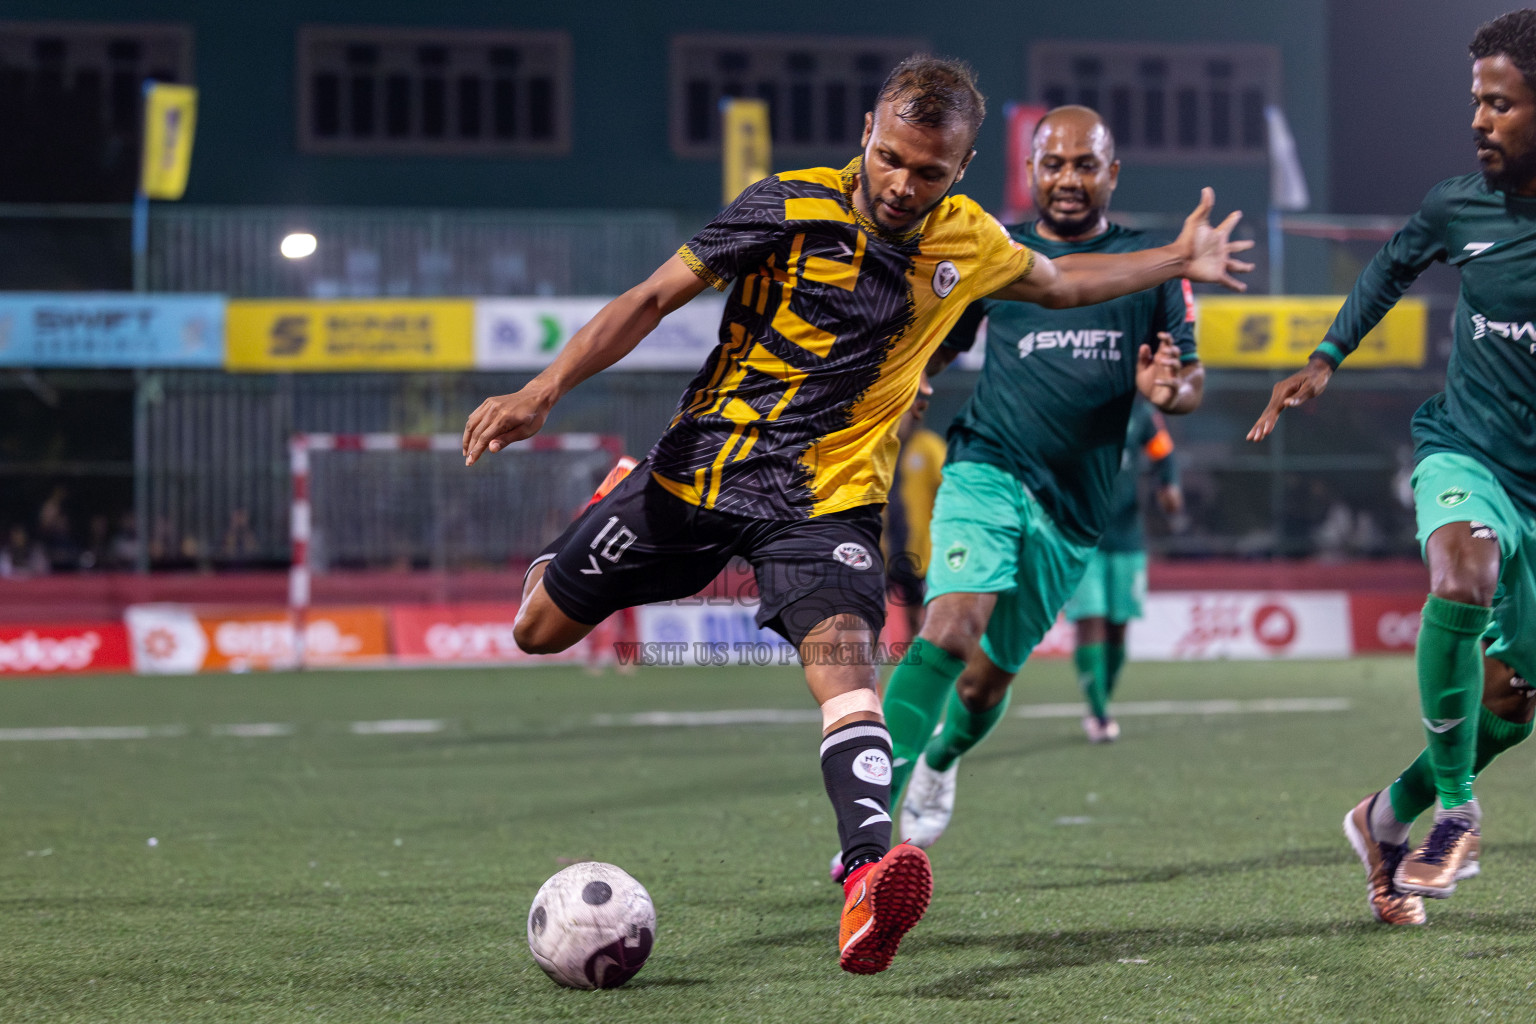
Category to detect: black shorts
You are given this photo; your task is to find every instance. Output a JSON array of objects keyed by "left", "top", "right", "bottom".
[{"left": 535, "top": 460, "right": 887, "bottom": 647}]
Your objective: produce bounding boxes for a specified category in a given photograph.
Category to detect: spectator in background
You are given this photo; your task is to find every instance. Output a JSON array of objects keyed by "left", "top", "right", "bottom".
[
  {"left": 35, "top": 485, "right": 78, "bottom": 569},
  {"left": 109, "top": 511, "right": 139, "bottom": 569},
  {"left": 884, "top": 384, "right": 946, "bottom": 640},
  {"left": 220, "top": 507, "right": 261, "bottom": 567},
  {"left": 0, "top": 525, "right": 48, "bottom": 578}
]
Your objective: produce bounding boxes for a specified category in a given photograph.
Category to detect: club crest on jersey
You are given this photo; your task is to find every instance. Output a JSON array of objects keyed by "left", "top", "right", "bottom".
[
  {"left": 932, "top": 261, "right": 960, "bottom": 298},
  {"left": 833, "top": 542, "right": 873, "bottom": 570},
  {"left": 945, "top": 543, "right": 968, "bottom": 571},
  {"left": 1437, "top": 487, "right": 1471, "bottom": 508},
  {"left": 851, "top": 748, "right": 892, "bottom": 785}
]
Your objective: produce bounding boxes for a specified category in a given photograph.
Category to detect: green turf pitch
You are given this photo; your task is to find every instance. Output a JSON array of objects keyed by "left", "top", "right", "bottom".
[{"left": 3, "top": 658, "right": 1536, "bottom": 1022}]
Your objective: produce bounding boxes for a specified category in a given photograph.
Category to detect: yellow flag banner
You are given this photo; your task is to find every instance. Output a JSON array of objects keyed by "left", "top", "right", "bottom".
[
  {"left": 1196, "top": 296, "right": 1427, "bottom": 368},
  {"left": 226, "top": 300, "right": 475, "bottom": 372},
  {"left": 722, "top": 98, "right": 771, "bottom": 206},
  {"left": 140, "top": 83, "right": 198, "bottom": 200}
]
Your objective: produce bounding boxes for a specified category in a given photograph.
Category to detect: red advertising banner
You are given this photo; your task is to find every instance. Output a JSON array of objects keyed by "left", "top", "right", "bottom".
[
  {"left": 0, "top": 621, "right": 131, "bottom": 674},
  {"left": 1002, "top": 102, "right": 1049, "bottom": 222},
  {"left": 1349, "top": 591, "right": 1423, "bottom": 653},
  {"left": 390, "top": 602, "right": 586, "bottom": 664}
]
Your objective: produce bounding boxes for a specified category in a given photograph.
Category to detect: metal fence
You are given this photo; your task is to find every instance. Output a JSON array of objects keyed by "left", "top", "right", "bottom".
[{"left": 121, "top": 364, "right": 1451, "bottom": 572}]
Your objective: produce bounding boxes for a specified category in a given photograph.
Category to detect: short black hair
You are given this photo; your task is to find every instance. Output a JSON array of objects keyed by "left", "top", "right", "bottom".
[
  {"left": 876, "top": 55, "right": 986, "bottom": 145},
  {"left": 1471, "top": 9, "right": 1536, "bottom": 92}
]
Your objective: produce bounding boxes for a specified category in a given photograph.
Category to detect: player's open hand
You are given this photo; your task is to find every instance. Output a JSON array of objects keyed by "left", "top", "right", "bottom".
[
  {"left": 1246, "top": 357, "right": 1334, "bottom": 442},
  {"left": 1177, "top": 187, "right": 1255, "bottom": 292},
  {"left": 1136, "top": 332, "right": 1183, "bottom": 409},
  {"left": 462, "top": 388, "right": 551, "bottom": 466}
]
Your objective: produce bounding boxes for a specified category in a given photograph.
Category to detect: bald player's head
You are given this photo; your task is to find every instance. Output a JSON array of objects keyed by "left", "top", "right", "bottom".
[{"left": 1028, "top": 105, "right": 1120, "bottom": 240}]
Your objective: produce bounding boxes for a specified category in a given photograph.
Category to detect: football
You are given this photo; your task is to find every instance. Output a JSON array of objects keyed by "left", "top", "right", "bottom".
[{"left": 526, "top": 862, "right": 656, "bottom": 989}]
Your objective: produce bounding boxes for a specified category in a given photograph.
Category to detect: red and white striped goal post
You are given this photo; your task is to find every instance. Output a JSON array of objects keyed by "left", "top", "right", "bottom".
[{"left": 288, "top": 431, "right": 624, "bottom": 612}]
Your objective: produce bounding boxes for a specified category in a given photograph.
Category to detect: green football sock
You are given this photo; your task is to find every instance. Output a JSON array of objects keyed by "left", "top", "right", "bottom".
[
  {"left": 1074, "top": 642, "right": 1109, "bottom": 721},
  {"left": 924, "top": 687, "right": 1012, "bottom": 772},
  {"left": 1414, "top": 595, "right": 1492, "bottom": 810},
  {"left": 1104, "top": 641, "right": 1127, "bottom": 701},
  {"left": 1390, "top": 705, "right": 1534, "bottom": 822},
  {"left": 883, "top": 637, "right": 966, "bottom": 801}
]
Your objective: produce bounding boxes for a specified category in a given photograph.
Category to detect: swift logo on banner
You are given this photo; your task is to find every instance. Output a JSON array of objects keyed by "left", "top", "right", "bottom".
[{"left": 0, "top": 295, "right": 224, "bottom": 367}]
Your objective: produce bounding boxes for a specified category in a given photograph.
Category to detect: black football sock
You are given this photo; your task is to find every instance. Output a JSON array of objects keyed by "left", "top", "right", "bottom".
[{"left": 820, "top": 721, "right": 894, "bottom": 872}]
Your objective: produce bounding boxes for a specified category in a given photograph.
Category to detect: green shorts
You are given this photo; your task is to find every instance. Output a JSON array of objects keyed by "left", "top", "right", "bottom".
[
  {"left": 1413, "top": 451, "right": 1536, "bottom": 681},
  {"left": 925, "top": 460, "right": 1096, "bottom": 674},
  {"left": 1064, "top": 549, "right": 1148, "bottom": 623}
]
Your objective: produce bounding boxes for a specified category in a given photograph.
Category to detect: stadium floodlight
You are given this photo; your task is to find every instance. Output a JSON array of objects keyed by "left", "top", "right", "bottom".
[{"left": 280, "top": 232, "right": 318, "bottom": 259}]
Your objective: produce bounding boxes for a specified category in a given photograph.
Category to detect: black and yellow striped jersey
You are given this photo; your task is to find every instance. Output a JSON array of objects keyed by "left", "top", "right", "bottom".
[{"left": 654, "top": 157, "right": 1036, "bottom": 520}]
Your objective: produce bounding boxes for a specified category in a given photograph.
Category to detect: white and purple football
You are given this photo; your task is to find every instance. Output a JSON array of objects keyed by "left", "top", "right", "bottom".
[{"left": 526, "top": 862, "right": 656, "bottom": 989}]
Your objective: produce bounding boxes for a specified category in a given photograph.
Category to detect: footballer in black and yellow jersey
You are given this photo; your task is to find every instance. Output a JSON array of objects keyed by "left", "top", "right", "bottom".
[
  {"left": 658, "top": 156, "right": 1035, "bottom": 520},
  {"left": 462, "top": 55, "right": 1250, "bottom": 977}
]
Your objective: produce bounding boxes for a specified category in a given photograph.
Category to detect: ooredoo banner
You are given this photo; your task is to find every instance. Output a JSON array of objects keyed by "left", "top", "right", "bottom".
[
  {"left": 389, "top": 603, "right": 589, "bottom": 664},
  {"left": 0, "top": 622, "right": 131, "bottom": 675},
  {"left": 1129, "top": 591, "right": 1353, "bottom": 660},
  {"left": 1349, "top": 591, "right": 1423, "bottom": 653}
]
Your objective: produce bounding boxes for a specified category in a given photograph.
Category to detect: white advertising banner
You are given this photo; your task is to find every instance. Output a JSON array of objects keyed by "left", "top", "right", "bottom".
[
  {"left": 474, "top": 296, "right": 727, "bottom": 371},
  {"left": 1128, "top": 591, "right": 1352, "bottom": 661},
  {"left": 636, "top": 601, "right": 799, "bottom": 667},
  {"left": 125, "top": 604, "right": 210, "bottom": 674}
]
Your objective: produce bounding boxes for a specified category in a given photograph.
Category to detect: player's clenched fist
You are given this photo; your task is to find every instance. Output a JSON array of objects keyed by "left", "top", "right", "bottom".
[{"left": 462, "top": 389, "right": 551, "bottom": 466}]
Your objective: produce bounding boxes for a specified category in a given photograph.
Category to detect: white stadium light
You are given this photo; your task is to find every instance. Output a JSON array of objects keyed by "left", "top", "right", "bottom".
[{"left": 280, "top": 232, "right": 318, "bottom": 259}]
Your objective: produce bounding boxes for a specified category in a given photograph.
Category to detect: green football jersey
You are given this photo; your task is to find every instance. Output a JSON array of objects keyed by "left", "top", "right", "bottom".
[
  {"left": 941, "top": 222, "right": 1196, "bottom": 545},
  {"left": 1316, "top": 172, "right": 1536, "bottom": 516},
  {"left": 1099, "top": 399, "right": 1179, "bottom": 553}
]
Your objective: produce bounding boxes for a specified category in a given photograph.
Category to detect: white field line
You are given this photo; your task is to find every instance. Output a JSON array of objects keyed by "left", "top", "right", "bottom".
[
  {"left": 0, "top": 725, "right": 188, "bottom": 742},
  {"left": 348, "top": 719, "right": 445, "bottom": 735},
  {"left": 593, "top": 709, "right": 822, "bottom": 727},
  {"left": 1012, "top": 698, "right": 1351, "bottom": 718},
  {"left": 0, "top": 699, "right": 1351, "bottom": 743},
  {"left": 594, "top": 697, "right": 1349, "bottom": 728},
  {"left": 211, "top": 723, "right": 296, "bottom": 738}
]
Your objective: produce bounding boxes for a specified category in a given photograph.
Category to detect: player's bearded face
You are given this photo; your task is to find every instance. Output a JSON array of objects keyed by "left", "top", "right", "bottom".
[
  {"left": 1029, "top": 119, "right": 1119, "bottom": 239},
  {"left": 857, "top": 103, "right": 972, "bottom": 233},
  {"left": 1472, "top": 56, "right": 1536, "bottom": 194}
]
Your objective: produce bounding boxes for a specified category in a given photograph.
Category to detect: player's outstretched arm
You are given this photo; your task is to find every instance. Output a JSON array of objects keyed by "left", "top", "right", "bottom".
[
  {"left": 1246, "top": 356, "right": 1334, "bottom": 442},
  {"left": 992, "top": 188, "right": 1254, "bottom": 308},
  {"left": 463, "top": 256, "right": 708, "bottom": 465}
]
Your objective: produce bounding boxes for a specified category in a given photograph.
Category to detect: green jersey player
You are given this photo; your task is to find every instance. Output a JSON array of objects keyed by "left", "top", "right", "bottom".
[
  {"left": 1064, "top": 398, "right": 1181, "bottom": 744},
  {"left": 876, "top": 105, "right": 1205, "bottom": 853},
  {"left": 1250, "top": 10, "right": 1536, "bottom": 926}
]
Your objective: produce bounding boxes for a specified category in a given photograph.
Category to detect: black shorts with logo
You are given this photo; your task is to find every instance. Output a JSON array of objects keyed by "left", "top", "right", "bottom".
[{"left": 535, "top": 460, "right": 887, "bottom": 647}]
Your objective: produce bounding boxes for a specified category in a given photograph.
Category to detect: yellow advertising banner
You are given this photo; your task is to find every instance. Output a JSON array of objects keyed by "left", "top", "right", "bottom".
[
  {"left": 1196, "top": 296, "right": 1426, "bottom": 368},
  {"left": 722, "top": 97, "right": 771, "bottom": 206},
  {"left": 140, "top": 83, "right": 198, "bottom": 200},
  {"left": 226, "top": 300, "right": 475, "bottom": 371}
]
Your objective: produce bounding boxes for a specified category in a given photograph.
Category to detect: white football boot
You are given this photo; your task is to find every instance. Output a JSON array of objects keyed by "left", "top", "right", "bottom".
[{"left": 900, "top": 756, "right": 959, "bottom": 849}]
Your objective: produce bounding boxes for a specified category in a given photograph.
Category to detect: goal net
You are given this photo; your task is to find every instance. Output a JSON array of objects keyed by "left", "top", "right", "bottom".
[{"left": 289, "top": 432, "right": 624, "bottom": 609}]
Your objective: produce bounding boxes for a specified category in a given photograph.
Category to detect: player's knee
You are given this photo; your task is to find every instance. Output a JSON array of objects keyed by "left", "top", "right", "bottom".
[
  {"left": 513, "top": 615, "right": 572, "bottom": 655},
  {"left": 918, "top": 603, "right": 989, "bottom": 660},
  {"left": 1428, "top": 576, "right": 1496, "bottom": 608},
  {"left": 512, "top": 599, "right": 584, "bottom": 655},
  {"left": 1483, "top": 659, "right": 1536, "bottom": 724}
]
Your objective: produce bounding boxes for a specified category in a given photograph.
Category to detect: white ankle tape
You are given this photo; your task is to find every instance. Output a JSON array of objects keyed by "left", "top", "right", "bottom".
[{"left": 820, "top": 688, "right": 882, "bottom": 730}]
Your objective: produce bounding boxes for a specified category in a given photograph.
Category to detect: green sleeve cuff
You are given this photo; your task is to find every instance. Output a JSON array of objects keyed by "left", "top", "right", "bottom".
[{"left": 1311, "top": 340, "right": 1347, "bottom": 368}]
